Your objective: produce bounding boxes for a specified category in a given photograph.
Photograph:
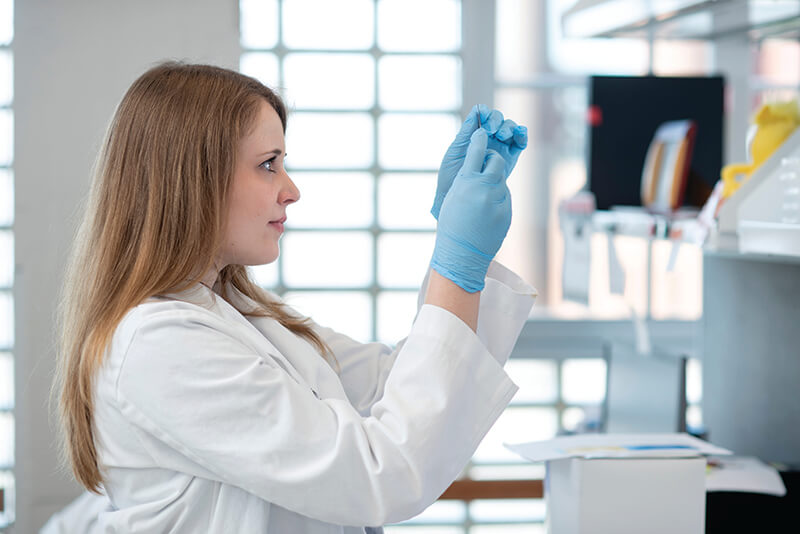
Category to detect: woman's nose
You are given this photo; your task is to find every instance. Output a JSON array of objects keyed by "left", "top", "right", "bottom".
[{"left": 279, "top": 172, "right": 300, "bottom": 205}]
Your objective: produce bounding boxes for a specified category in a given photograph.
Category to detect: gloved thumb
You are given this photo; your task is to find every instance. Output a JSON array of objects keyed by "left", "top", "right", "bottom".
[{"left": 462, "top": 128, "right": 489, "bottom": 174}]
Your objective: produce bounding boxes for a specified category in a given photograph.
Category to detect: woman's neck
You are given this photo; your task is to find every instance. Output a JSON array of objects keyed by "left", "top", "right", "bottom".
[{"left": 200, "top": 262, "right": 223, "bottom": 290}]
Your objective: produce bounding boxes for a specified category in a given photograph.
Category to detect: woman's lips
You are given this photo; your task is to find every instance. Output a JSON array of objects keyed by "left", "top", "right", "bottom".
[{"left": 269, "top": 216, "right": 286, "bottom": 233}]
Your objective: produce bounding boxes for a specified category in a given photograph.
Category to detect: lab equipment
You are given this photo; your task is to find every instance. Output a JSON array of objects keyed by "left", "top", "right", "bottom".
[
  {"left": 721, "top": 100, "right": 800, "bottom": 199},
  {"left": 779, "top": 156, "right": 800, "bottom": 224},
  {"left": 431, "top": 129, "right": 510, "bottom": 292},
  {"left": 588, "top": 75, "right": 723, "bottom": 210}
]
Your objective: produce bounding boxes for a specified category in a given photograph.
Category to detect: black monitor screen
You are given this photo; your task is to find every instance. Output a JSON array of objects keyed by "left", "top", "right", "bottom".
[{"left": 588, "top": 75, "right": 724, "bottom": 210}]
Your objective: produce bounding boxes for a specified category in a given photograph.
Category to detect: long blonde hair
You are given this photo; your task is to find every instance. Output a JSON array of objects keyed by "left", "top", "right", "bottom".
[{"left": 54, "top": 62, "right": 331, "bottom": 494}]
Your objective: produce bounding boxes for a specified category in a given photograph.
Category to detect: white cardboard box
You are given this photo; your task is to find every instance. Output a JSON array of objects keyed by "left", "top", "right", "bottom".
[
  {"left": 546, "top": 456, "right": 706, "bottom": 534},
  {"left": 506, "top": 433, "right": 733, "bottom": 534}
]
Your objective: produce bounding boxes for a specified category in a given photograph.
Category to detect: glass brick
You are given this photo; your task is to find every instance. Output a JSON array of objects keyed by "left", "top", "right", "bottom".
[
  {"left": 401, "top": 499, "right": 466, "bottom": 524},
  {"left": 472, "top": 525, "right": 546, "bottom": 534},
  {"left": 0, "top": 469, "right": 13, "bottom": 526},
  {"left": 561, "top": 358, "right": 607, "bottom": 404},
  {"left": 0, "top": 0, "right": 12, "bottom": 46},
  {"left": 473, "top": 406, "right": 558, "bottom": 463},
  {"left": 377, "top": 233, "right": 435, "bottom": 288},
  {"left": 0, "top": 169, "right": 12, "bottom": 226},
  {"left": 505, "top": 359, "right": 558, "bottom": 404},
  {"left": 288, "top": 172, "right": 373, "bottom": 229},
  {"left": 0, "top": 230, "right": 14, "bottom": 288},
  {"left": 0, "top": 109, "right": 12, "bottom": 166},
  {"left": 561, "top": 406, "right": 586, "bottom": 432},
  {"left": 249, "top": 263, "right": 279, "bottom": 290},
  {"left": 240, "top": 52, "right": 280, "bottom": 87},
  {"left": 239, "top": 0, "right": 279, "bottom": 49},
  {"left": 284, "top": 53, "right": 374, "bottom": 110},
  {"left": 283, "top": 0, "right": 374, "bottom": 50},
  {"left": 379, "top": 55, "right": 461, "bottom": 111},
  {"left": 281, "top": 231, "right": 373, "bottom": 287},
  {"left": 0, "top": 292, "right": 12, "bottom": 348},
  {"left": 470, "top": 499, "right": 546, "bottom": 523},
  {"left": 378, "top": 173, "right": 437, "bottom": 230},
  {"left": 0, "top": 352, "right": 11, "bottom": 410},
  {"left": 0, "top": 50, "right": 12, "bottom": 107},
  {"left": 282, "top": 290, "right": 372, "bottom": 343},
  {"left": 0, "top": 413, "right": 12, "bottom": 466},
  {"left": 0, "top": 231, "right": 11, "bottom": 287},
  {"left": 468, "top": 463, "right": 545, "bottom": 481},
  {"left": 686, "top": 404, "right": 703, "bottom": 431},
  {"left": 686, "top": 358, "right": 702, "bottom": 404},
  {"left": 286, "top": 112, "right": 373, "bottom": 169},
  {"left": 378, "top": 113, "right": 460, "bottom": 170},
  {"left": 385, "top": 527, "right": 462, "bottom": 534},
  {"left": 378, "top": 0, "right": 460, "bottom": 52},
  {"left": 376, "top": 291, "right": 418, "bottom": 345}
]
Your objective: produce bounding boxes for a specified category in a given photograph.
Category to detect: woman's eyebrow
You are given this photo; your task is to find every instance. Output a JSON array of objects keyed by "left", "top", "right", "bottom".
[{"left": 256, "top": 148, "right": 283, "bottom": 157}]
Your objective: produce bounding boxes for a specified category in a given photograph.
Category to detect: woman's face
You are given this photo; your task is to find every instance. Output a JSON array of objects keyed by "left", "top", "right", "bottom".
[{"left": 220, "top": 100, "right": 299, "bottom": 267}]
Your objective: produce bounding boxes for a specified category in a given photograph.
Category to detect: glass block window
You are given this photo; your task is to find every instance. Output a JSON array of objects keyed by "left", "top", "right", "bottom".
[
  {"left": 240, "top": 0, "right": 460, "bottom": 345},
  {"left": 240, "top": 2, "right": 613, "bottom": 532},
  {"left": 0, "top": 0, "right": 13, "bottom": 528}
]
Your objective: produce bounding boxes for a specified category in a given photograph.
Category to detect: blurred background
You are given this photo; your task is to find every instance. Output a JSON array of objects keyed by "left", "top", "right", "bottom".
[{"left": 1, "top": 0, "right": 799, "bottom": 532}]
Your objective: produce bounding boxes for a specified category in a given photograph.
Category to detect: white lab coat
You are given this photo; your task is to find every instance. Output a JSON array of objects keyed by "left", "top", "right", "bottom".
[{"left": 42, "top": 262, "right": 536, "bottom": 533}]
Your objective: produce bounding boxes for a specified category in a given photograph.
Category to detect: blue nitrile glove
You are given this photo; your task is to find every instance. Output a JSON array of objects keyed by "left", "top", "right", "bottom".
[
  {"left": 431, "top": 104, "right": 528, "bottom": 219},
  {"left": 430, "top": 128, "right": 512, "bottom": 293}
]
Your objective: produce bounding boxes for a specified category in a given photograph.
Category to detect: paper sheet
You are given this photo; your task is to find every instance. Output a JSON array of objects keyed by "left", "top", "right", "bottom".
[
  {"left": 561, "top": 216, "right": 591, "bottom": 305},
  {"left": 705, "top": 456, "right": 787, "bottom": 496},
  {"left": 505, "top": 433, "right": 732, "bottom": 462}
]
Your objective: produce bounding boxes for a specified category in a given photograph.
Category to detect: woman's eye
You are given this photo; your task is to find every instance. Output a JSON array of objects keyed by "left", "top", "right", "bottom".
[{"left": 260, "top": 158, "right": 275, "bottom": 172}]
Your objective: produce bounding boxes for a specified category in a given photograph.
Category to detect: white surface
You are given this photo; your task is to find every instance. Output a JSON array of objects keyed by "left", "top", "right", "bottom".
[
  {"left": 739, "top": 220, "right": 800, "bottom": 257},
  {"left": 705, "top": 456, "right": 787, "bottom": 496},
  {"left": 505, "top": 432, "right": 732, "bottom": 462},
  {"left": 546, "top": 456, "right": 707, "bottom": 534}
]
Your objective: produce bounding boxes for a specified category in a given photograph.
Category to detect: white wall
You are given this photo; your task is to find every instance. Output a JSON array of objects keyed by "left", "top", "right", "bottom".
[{"left": 13, "top": 1, "right": 240, "bottom": 530}]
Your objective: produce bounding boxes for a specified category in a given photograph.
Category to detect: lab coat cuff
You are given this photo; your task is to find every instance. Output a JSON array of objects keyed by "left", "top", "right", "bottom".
[
  {"left": 479, "top": 263, "right": 538, "bottom": 366},
  {"left": 417, "top": 261, "right": 537, "bottom": 365}
]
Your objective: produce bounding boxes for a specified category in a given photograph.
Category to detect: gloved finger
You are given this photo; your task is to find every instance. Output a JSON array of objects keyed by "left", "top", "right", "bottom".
[
  {"left": 451, "top": 105, "right": 482, "bottom": 146},
  {"left": 512, "top": 125, "right": 528, "bottom": 149},
  {"left": 462, "top": 128, "right": 489, "bottom": 174},
  {"left": 484, "top": 109, "right": 504, "bottom": 135},
  {"left": 495, "top": 119, "right": 518, "bottom": 143},
  {"left": 476, "top": 103, "right": 490, "bottom": 128},
  {"left": 481, "top": 149, "right": 506, "bottom": 182}
]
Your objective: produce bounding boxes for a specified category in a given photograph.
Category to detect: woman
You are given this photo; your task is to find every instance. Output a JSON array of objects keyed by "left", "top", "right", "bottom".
[{"left": 49, "top": 62, "right": 535, "bottom": 533}]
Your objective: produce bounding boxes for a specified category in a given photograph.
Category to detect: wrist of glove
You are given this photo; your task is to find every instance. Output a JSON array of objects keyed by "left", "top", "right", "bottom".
[{"left": 430, "top": 230, "right": 494, "bottom": 293}]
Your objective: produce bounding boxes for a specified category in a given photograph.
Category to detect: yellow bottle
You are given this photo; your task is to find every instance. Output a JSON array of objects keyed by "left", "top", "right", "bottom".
[{"left": 721, "top": 100, "right": 800, "bottom": 199}]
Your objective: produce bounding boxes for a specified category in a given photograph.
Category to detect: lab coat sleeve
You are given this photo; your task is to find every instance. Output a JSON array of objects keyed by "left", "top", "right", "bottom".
[
  {"left": 318, "top": 261, "right": 536, "bottom": 414},
  {"left": 115, "top": 304, "right": 518, "bottom": 527},
  {"left": 417, "top": 261, "right": 537, "bottom": 366}
]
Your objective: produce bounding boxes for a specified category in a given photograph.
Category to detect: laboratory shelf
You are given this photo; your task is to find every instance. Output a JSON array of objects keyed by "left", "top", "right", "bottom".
[{"left": 562, "top": 0, "right": 800, "bottom": 40}]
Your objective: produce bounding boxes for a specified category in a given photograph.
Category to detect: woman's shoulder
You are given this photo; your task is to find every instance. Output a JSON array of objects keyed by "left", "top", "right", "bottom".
[{"left": 112, "top": 291, "right": 232, "bottom": 351}]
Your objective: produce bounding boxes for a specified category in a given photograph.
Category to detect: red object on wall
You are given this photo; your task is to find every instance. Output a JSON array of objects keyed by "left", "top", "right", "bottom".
[{"left": 587, "top": 105, "right": 603, "bottom": 127}]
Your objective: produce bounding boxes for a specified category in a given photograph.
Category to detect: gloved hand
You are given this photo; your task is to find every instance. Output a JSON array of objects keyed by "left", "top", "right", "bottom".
[
  {"left": 431, "top": 104, "right": 528, "bottom": 219},
  {"left": 430, "top": 128, "right": 512, "bottom": 293}
]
